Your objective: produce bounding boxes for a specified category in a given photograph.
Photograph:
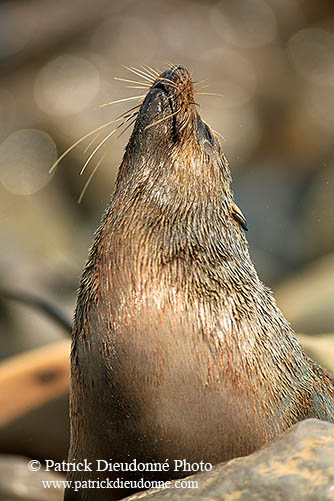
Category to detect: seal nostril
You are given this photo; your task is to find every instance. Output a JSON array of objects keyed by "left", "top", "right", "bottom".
[{"left": 154, "top": 81, "right": 168, "bottom": 93}]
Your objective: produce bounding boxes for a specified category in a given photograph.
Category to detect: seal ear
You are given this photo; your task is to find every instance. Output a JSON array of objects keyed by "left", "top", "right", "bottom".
[{"left": 230, "top": 203, "right": 248, "bottom": 231}]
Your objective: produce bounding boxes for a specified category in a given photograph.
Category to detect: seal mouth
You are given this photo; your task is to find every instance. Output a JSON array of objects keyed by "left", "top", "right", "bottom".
[{"left": 141, "top": 66, "right": 196, "bottom": 140}]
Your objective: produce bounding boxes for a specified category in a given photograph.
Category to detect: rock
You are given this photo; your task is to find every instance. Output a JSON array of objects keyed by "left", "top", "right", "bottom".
[
  {"left": 125, "top": 419, "right": 334, "bottom": 500},
  {"left": 0, "top": 455, "right": 64, "bottom": 500}
]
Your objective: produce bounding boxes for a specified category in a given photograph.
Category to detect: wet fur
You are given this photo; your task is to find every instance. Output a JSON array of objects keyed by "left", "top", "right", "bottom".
[{"left": 66, "top": 66, "right": 334, "bottom": 500}]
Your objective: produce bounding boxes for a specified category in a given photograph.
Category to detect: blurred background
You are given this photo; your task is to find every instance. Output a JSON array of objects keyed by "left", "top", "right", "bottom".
[
  {"left": 1, "top": 0, "right": 334, "bottom": 352},
  {"left": 0, "top": 0, "right": 333, "bottom": 497}
]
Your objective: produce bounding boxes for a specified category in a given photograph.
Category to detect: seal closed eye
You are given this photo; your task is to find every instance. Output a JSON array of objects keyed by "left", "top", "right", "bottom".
[{"left": 66, "top": 65, "right": 334, "bottom": 501}]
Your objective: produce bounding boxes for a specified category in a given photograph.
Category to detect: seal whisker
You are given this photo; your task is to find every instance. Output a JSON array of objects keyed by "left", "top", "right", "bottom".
[
  {"left": 78, "top": 114, "right": 138, "bottom": 204},
  {"left": 124, "top": 85, "right": 151, "bottom": 89},
  {"left": 193, "top": 79, "right": 208, "bottom": 86},
  {"left": 154, "top": 77, "right": 178, "bottom": 89},
  {"left": 212, "top": 128, "right": 225, "bottom": 141},
  {"left": 49, "top": 119, "right": 126, "bottom": 174},
  {"left": 78, "top": 113, "right": 138, "bottom": 201},
  {"left": 79, "top": 128, "right": 119, "bottom": 176},
  {"left": 116, "top": 115, "right": 138, "bottom": 139},
  {"left": 49, "top": 103, "right": 142, "bottom": 174},
  {"left": 144, "top": 108, "right": 181, "bottom": 130},
  {"left": 114, "top": 77, "right": 150, "bottom": 88},
  {"left": 98, "top": 95, "right": 145, "bottom": 109},
  {"left": 195, "top": 85, "right": 209, "bottom": 92},
  {"left": 83, "top": 131, "right": 105, "bottom": 154},
  {"left": 83, "top": 105, "right": 141, "bottom": 155},
  {"left": 81, "top": 108, "right": 139, "bottom": 174},
  {"left": 123, "top": 65, "right": 155, "bottom": 84},
  {"left": 197, "top": 92, "right": 224, "bottom": 97},
  {"left": 78, "top": 147, "right": 113, "bottom": 203},
  {"left": 179, "top": 115, "right": 190, "bottom": 133},
  {"left": 165, "top": 60, "right": 177, "bottom": 70},
  {"left": 142, "top": 64, "right": 161, "bottom": 77},
  {"left": 171, "top": 64, "right": 183, "bottom": 79}
]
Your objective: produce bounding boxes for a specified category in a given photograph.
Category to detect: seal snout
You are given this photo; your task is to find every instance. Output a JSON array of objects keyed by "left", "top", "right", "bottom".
[
  {"left": 142, "top": 65, "right": 196, "bottom": 139},
  {"left": 132, "top": 65, "right": 197, "bottom": 145},
  {"left": 152, "top": 65, "right": 193, "bottom": 99}
]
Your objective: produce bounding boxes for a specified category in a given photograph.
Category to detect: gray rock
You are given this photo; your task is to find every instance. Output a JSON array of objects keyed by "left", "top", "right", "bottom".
[
  {"left": 125, "top": 419, "right": 334, "bottom": 500},
  {"left": 0, "top": 455, "right": 64, "bottom": 500}
]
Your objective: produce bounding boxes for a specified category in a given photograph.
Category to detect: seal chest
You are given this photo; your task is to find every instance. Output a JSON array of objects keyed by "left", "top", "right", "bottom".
[{"left": 66, "top": 65, "right": 334, "bottom": 500}]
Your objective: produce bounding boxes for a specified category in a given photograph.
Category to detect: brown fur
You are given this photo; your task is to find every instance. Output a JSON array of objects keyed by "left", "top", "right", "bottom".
[{"left": 65, "top": 66, "right": 334, "bottom": 500}]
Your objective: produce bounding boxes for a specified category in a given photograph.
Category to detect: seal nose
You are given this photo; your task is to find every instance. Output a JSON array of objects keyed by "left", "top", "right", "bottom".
[
  {"left": 170, "top": 65, "right": 188, "bottom": 77},
  {"left": 152, "top": 65, "right": 191, "bottom": 93}
]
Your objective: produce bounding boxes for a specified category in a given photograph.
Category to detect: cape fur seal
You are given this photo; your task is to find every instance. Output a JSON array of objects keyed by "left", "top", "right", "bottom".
[{"left": 65, "top": 65, "right": 334, "bottom": 500}]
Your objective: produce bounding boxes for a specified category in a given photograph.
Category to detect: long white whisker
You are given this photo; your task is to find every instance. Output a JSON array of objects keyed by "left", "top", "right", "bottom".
[
  {"left": 49, "top": 120, "right": 122, "bottom": 174},
  {"left": 79, "top": 128, "right": 118, "bottom": 176},
  {"left": 145, "top": 108, "right": 181, "bottom": 130},
  {"left": 98, "top": 96, "right": 144, "bottom": 109},
  {"left": 122, "top": 65, "right": 154, "bottom": 84}
]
